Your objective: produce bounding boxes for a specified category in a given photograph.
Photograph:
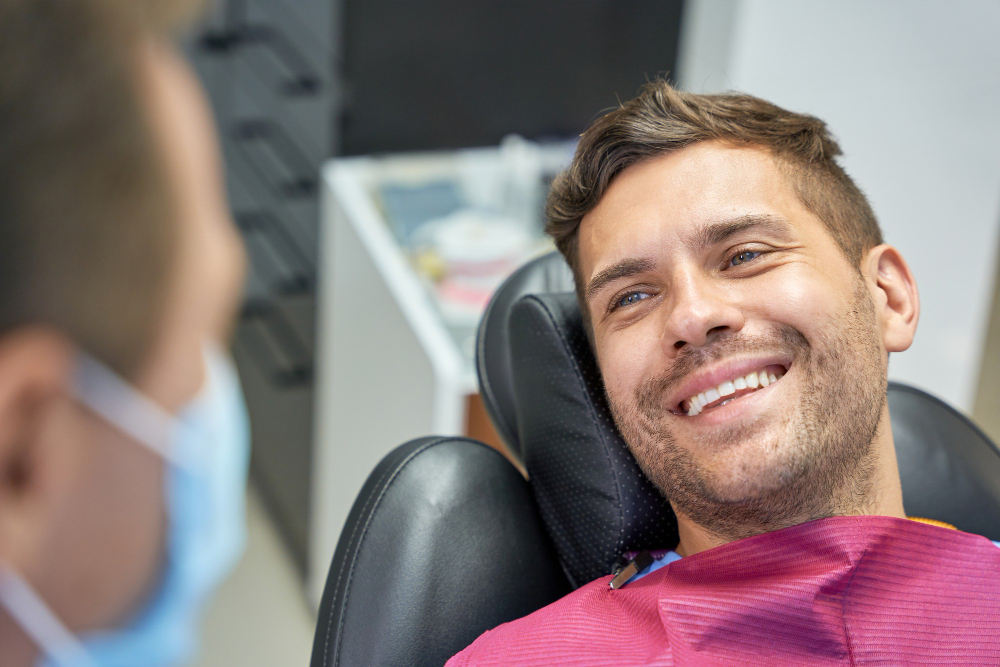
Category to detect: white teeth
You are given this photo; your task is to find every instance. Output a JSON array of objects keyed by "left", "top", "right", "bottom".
[{"left": 685, "top": 367, "right": 786, "bottom": 416}]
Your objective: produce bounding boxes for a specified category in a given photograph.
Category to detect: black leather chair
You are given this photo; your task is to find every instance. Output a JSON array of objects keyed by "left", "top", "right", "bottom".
[{"left": 311, "top": 252, "right": 1000, "bottom": 667}]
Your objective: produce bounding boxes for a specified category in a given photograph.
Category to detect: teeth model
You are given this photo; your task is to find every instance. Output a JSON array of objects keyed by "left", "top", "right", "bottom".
[{"left": 686, "top": 369, "right": 784, "bottom": 416}]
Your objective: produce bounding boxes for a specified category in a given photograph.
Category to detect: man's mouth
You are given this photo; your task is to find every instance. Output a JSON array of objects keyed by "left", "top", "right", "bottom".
[{"left": 680, "top": 364, "right": 787, "bottom": 417}]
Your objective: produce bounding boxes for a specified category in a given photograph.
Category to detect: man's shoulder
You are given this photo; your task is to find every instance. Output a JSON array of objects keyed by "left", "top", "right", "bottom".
[{"left": 447, "top": 568, "right": 672, "bottom": 666}]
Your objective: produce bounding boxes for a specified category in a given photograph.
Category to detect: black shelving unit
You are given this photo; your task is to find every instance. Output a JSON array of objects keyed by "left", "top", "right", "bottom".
[{"left": 186, "top": 0, "right": 685, "bottom": 578}]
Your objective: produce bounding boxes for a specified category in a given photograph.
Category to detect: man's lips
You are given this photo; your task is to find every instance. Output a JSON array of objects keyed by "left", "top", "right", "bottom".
[{"left": 666, "top": 356, "right": 793, "bottom": 416}]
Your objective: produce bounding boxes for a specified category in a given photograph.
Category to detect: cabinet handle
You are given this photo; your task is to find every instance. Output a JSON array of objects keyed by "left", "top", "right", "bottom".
[
  {"left": 239, "top": 23, "right": 321, "bottom": 96},
  {"left": 235, "top": 119, "right": 317, "bottom": 198},
  {"left": 236, "top": 210, "right": 314, "bottom": 289},
  {"left": 197, "top": 0, "right": 319, "bottom": 96},
  {"left": 239, "top": 300, "right": 313, "bottom": 387}
]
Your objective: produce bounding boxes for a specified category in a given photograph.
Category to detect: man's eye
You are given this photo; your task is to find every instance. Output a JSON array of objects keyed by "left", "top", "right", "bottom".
[
  {"left": 615, "top": 291, "right": 650, "bottom": 309},
  {"left": 729, "top": 250, "right": 762, "bottom": 267}
]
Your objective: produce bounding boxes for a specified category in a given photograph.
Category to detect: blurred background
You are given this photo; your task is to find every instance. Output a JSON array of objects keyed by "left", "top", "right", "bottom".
[{"left": 177, "top": 0, "right": 1000, "bottom": 663}]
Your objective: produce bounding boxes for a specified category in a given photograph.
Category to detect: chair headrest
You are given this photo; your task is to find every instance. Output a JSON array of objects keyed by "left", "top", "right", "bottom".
[
  {"left": 476, "top": 252, "right": 575, "bottom": 461},
  {"left": 508, "top": 290, "right": 679, "bottom": 586},
  {"left": 478, "top": 252, "right": 1000, "bottom": 588}
]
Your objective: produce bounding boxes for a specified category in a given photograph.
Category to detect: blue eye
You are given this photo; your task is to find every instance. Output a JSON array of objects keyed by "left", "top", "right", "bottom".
[
  {"left": 730, "top": 250, "right": 762, "bottom": 266},
  {"left": 616, "top": 291, "right": 650, "bottom": 309}
]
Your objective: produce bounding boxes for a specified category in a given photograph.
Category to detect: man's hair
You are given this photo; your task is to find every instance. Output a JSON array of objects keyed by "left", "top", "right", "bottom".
[
  {"left": 0, "top": 0, "right": 206, "bottom": 379},
  {"left": 546, "top": 80, "right": 883, "bottom": 320}
]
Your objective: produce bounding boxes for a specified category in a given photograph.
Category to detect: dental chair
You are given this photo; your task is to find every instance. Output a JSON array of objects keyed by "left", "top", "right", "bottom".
[{"left": 310, "top": 252, "right": 1000, "bottom": 667}]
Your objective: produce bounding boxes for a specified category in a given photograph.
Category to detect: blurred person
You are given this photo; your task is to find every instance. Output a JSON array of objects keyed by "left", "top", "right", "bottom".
[
  {"left": 0, "top": 1, "right": 249, "bottom": 665},
  {"left": 449, "top": 81, "right": 1000, "bottom": 665}
]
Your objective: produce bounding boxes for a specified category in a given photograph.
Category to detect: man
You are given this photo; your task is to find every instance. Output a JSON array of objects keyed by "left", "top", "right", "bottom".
[
  {"left": 449, "top": 82, "right": 1000, "bottom": 664},
  {"left": 0, "top": 1, "right": 248, "bottom": 665}
]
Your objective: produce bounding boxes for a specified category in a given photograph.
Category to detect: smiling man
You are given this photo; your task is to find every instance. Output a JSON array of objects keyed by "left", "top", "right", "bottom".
[{"left": 449, "top": 81, "right": 1000, "bottom": 665}]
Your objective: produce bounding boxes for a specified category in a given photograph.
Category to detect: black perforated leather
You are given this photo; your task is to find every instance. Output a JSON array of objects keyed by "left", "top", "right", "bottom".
[{"left": 509, "top": 292, "right": 679, "bottom": 587}]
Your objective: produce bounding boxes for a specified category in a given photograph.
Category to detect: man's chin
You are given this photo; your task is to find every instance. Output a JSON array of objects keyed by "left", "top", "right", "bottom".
[
  {"left": 642, "top": 426, "right": 823, "bottom": 523},
  {"left": 691, "top": 471, "right": 799, "bottom": 506},
  {"left": 678, "top": 449, "right": 802, "bottom": 503}
]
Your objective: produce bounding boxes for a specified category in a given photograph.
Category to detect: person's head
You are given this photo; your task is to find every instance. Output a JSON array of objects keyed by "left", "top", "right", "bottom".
[
  {"left": 547, "top": 80, "right": 919, "bottom": 552},
  {"left": 0, "top": 1, "right": 247, "bottom": 664}
]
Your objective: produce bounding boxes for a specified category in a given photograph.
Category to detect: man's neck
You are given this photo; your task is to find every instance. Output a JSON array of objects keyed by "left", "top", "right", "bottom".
[{"left": 674, "top": 415, "right": 906, "bottom": 558}]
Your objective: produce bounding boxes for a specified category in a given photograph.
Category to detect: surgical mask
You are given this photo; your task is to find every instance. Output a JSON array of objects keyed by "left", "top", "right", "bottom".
[{"left": 0, "top": 344, "right": 251, "bottom": 667}]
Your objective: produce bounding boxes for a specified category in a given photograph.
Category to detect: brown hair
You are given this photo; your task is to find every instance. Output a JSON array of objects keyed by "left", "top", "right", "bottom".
[
  {"left": 0, "top": 0, "right": 205, "bottom": 378},
  {"left": 546, "top": 79, "right": 883, "bottom": 312}
]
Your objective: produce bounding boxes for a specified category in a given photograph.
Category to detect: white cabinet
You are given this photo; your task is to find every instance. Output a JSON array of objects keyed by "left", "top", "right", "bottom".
[{"left": 309, "top": 144, "right": 572, "bottom": 604}]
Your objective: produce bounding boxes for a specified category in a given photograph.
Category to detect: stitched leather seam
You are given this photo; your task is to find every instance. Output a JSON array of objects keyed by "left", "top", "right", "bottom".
[
  {"left": 323, "top": 446, "right": 407, "bottom": 666},
  {"left": 523, "top": 295, "right": 627, "bottom": 566},
  {"left": 327, "top": 437, "right": 485, "bottom": 666},
  {"left": 477, "top": 289, "right": 517, "bottom": 449}
]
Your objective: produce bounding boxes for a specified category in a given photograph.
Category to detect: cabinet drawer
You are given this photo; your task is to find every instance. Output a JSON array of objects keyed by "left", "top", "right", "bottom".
[
  {"left": 246, "top": 0, "right": 332, "bottom": 80},
  {"left": 228, "top": 52, "right": 331, "bottom": 167}
]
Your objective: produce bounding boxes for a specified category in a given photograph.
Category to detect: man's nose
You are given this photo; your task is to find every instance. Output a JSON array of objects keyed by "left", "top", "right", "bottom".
[{"left": 660, "top": 274, "right": 744, "bottom": 356}]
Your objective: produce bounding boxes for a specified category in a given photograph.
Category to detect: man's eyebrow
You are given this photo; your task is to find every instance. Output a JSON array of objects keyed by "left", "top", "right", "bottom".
[
  {"left": 692, "top": 214, "right": 793, "bottom": 250},
  {"left": 584, "top": 215, "right": 792, "bottom": 302},
  {"left": 585, "top": 257, "right": 657, "bottom": 302}
]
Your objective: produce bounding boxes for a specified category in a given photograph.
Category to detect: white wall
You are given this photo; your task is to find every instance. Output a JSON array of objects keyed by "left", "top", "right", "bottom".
[{"left": 679, "top": 0, "right": 1000, "bottom": 412}]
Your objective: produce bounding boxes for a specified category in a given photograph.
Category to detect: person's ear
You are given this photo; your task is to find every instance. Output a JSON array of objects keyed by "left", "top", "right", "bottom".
[
  {"left": 862, "top": 245, "right": 920, "bottom": 353},
  {"left": 0, "top": 327, "right": 75, "bottom": 566}
]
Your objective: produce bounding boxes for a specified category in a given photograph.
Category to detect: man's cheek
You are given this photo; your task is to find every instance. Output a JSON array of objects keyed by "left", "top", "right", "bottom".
[
  {"left": 759, "top": 269, "right": 839, "bottom": 326},
  {"left": 601, "top": 360, "right": 641, "bottom": 411}
]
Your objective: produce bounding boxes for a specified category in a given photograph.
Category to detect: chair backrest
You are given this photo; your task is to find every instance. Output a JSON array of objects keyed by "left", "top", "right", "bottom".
[
  {"left": 312, "top": 251, "right": 1000, "bottom": 666},
  {"left": 478, "top": 251, "right": 1000, "bottom": 586}
]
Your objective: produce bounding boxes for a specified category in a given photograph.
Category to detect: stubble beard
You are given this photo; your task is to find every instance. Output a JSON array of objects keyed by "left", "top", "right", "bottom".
[{"left": 607, "top": 282, "right": 887, "bottom": 543}]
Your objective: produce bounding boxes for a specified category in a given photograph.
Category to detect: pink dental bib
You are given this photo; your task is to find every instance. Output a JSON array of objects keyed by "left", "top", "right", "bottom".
[{"left": 448, "top": 516, "right": 1000, "bottom": 666}]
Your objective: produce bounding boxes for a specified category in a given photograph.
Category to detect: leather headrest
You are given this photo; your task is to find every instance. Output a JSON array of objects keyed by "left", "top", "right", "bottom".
[
  {"left": 508, "top": 291, "right": 679, "bottom": 587},
  {"left": 476, "top": 252, "right": 575, "bottom": 461}
]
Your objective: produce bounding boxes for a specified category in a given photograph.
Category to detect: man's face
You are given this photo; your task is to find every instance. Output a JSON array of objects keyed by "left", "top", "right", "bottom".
[{"left": 579, "top": 141, "right": 888, "bottom": 537}]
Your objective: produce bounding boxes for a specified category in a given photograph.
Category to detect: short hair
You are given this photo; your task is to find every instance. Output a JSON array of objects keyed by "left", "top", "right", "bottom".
[
  {"left": 546, "top": 79, "right": 883, "bottom": 320},
  {"left": 0, "top": 0, "right": 205, "bottom": 379}
]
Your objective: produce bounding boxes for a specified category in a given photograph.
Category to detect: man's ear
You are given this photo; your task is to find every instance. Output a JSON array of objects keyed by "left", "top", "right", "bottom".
[
  {"left": 0, "top": 327, "right": 75, "bottom": 565},
  {"left": 862, "top": 245, "right": 920, "bottom": 353}
]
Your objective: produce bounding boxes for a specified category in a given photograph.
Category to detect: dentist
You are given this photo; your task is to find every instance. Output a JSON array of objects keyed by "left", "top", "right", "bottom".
[{"left": 0, "top": 1, "right": 250, "bottom": 665}]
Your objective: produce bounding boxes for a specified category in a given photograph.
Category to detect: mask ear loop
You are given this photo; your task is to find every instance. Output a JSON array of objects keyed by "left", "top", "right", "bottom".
[
  {"left": 73, "top": 353, "right": 194, "bottom": 471},
  {"left": 0, "top": 563, "right": 96, "bottom": 667}
]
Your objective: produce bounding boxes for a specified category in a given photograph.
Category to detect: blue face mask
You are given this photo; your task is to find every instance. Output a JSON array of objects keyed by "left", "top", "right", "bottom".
[{"left": 0, "top": 344, "right": 251, "bottom": 667}]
